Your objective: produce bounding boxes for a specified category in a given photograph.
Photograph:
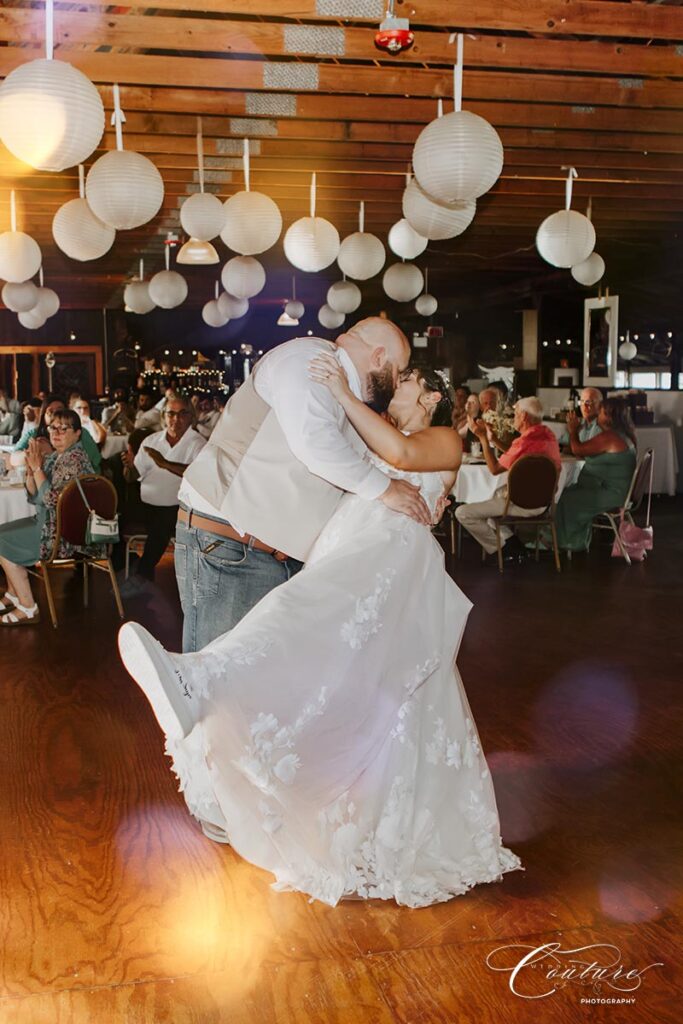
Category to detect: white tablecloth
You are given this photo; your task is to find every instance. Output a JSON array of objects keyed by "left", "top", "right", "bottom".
[
  {"left": 452, "top": 457, "right": 584, "bottom": 504},
  {"left": 0, "top": 483, "right": 34, "bottom": 526},
  {"left": 543, "top": 420, "right": 678, "bottom": 495},
  {"left": 101, "top": 433, "right": 129, "bottom": 460}
]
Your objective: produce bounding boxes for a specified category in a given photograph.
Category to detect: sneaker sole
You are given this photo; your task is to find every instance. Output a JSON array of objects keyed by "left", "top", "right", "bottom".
[{"left": 118, "top": 622, "right": 194, "bottom": 741}]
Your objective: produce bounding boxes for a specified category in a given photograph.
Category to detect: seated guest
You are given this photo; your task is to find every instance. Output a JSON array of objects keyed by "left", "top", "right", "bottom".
[
  {"left": 102, "top": 388, "right": 135, "bottom": 434},
  {"left": 195, "top": 393, "right": 221, "bottom": 440},
  {"left": 155, "top": 383, "right": 179, "bottom": 415},
  {"left": 124, "top": 396, "right": 205, "bottom": 588},
  {"left": 32, "top": 395, "right": 102, "bottom": 472},
  {"left": 479, "top": 386, "right": 515, "bottom": 453},
  {"left": 1, "top": 398, "right": 42, "bottom": 468},
  {"left": 559, "top": 387, "right": 603, "bottom": 447},
  {"left": 455, "top": 397, "right": 561, "bottom": 563},
  {"left": 134, "top": 388, "right": 163, "bottom": 432},
  {"left": 459, "top": 392, "right": 480, "bottom": 451},
  {"left": 451, "top": 385, "right": 470, "bottom": 434},
  {"left": 0, "top": 389, "right": 22, "bottom": 441},
  {"left": 0, "top": 410, "right": 96, "bottom": 625},
  {"left": 72, "top": 398, "right": 107, "bottom": 447},
  {"left": 554, "top": 397, "right": 637, "bottom": 552}
]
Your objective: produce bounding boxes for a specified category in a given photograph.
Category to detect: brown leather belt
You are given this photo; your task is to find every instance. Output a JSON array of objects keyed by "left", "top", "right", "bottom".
[{"left": 177, "top": 507, "right": 291, "bottom": 561}]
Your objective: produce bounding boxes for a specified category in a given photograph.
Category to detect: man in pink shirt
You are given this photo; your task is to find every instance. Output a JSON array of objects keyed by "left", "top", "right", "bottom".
[{"left": 455, "top": 396, "right": 560, "bottom": 562}]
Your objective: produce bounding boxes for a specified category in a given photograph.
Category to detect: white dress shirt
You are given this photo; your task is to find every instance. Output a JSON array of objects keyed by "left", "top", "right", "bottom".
[
  {"left": 135, "top": 407, "right": 163, "bottom": 432},
  {"left": 195, "top": 409, "right": 221, "bottom": 440},
  {"left": 179, "top": 337, "right": 389, "bottom": 517},
  {"left": 135, "top": 427, "right": 206, "bottom": 506}
]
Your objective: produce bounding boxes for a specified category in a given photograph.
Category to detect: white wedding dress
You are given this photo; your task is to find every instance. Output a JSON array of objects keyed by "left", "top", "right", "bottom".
[{"left": 135, "top": 453, "right": 523, "bottom": 907}]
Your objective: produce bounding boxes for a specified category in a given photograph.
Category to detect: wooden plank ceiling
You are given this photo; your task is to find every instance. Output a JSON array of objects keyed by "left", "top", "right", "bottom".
[{"left": 1, "top": 0, "right": 682, "bottom": 314}]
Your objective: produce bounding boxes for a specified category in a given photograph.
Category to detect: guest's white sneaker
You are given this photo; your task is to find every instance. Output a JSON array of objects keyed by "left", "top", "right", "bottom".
[{"left": 118, "top": 622, "right": 195, "bottom": 740}]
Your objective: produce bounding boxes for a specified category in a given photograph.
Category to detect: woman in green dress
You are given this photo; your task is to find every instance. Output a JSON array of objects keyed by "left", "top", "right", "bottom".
[
  {"left": 0, "top": 408, "right": 95, "bottom": 625},
  {"left": 555, "top": 396, "right": 637, "bottom": 552}
]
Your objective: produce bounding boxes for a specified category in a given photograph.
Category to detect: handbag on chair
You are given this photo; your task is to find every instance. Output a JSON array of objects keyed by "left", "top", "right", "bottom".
[
  {"left": 611, "top": 460, "right": 653, "bottom": 562},
  {"left": 75, "top": 478, "right": 120, "bottom": 545}
]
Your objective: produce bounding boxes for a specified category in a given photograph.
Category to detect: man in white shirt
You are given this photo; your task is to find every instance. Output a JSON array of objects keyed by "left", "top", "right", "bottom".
[
  {"left": 134, "top": 389, "right": 163, "bottom": 432},
  {"left": 176, "top": 317, "right": 431, "bottom": 652},
  {"left": 195, "top": 395, "right": 221, "bottom": 440},
  {"left": 127, "top": 396, "right": 205, "bottom": 587}
]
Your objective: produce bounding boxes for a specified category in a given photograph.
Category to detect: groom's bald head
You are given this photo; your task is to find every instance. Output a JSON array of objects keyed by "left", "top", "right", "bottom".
[{"left": 336, "top": 317, "right": 411, "bottom": 411}]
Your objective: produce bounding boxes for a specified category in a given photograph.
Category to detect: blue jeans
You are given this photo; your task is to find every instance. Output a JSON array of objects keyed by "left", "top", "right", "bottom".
[{"left": 174, "top": 509, "right": 304, "bottom": 652}]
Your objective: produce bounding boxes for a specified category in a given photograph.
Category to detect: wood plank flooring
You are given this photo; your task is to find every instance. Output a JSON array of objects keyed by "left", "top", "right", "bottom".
[{"left": 1, "top": 499, "right": 681, "bottom": 1023}]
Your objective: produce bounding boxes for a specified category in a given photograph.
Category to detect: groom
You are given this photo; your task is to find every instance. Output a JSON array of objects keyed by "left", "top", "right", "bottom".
[{"left": 176, "top": 317, "right": 431, "bottom": 652}]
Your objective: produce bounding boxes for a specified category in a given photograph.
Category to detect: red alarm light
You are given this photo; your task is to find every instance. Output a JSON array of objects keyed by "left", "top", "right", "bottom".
[{"left": 374, "top": 3, "right": 414, "bottom": 54}]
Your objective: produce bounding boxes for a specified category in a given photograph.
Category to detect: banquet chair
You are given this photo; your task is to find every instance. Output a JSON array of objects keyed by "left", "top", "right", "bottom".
[
  {"left": 489, "top": 455, "right": 561, "bottom": 574},
  {"left": 27, "top": 475, "right": 124, "bottom": 628},
  {"left": 591, "top": 447, "right": 654, "bottom": 565},
  {"left": 124, "top": 531, "right": 175, "bottom": 578}
]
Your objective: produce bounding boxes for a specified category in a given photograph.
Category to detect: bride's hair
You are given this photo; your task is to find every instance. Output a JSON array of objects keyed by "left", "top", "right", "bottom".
[{"left": 417, "top": 368, "right": 454, "bottom": 427}]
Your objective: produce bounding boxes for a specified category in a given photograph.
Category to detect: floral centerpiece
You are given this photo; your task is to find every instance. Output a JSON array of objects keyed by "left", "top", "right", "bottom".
[{"left": 482, "top": 405, "right": 515, "bottom": 443}]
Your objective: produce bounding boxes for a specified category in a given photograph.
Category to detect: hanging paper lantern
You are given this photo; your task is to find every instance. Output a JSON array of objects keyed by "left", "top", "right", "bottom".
[
  {"left": 413, "top": 110, "right": 504, "bottom": 203},
  {"left": 285, "top": 300, "right": 304, "bottom": 319},
  {"left": 383, "top": 262, "right": 424, "bottom": 302},
  {"left": 619, "top": 340, "right": 637, "bottom": 361},
  {"left": 149, "top": 268, "right": 188, "bottom": 309},
  {"left": 337, "top": 232, "right": 385, "bottom": 280},
  {"left": 403, "top": 178, "right": 475, "bottom": 240},
  {"left": 1, "top": 280, "right": 39, "bottom": 313},
  {"left": 34, "top": 286, "right": 60, "bottom": 319},
  {"left": 388, "top": 219, "right": 428, "bottom": 260},
  {"left": 86, "top": 150, "right": 164, "bottom": 230},
  {"left": 536, "top": 210, "right": 595, "bottom": 269},
  {"left": 318, "top": 304, "right": 345, "bottom": 329},
  {"left": 284, "top": 173, "right": 340, "bottom": 272},
  {"left": 327, "top": 280, "right": 361, "bottom": 314},
  {"left": 0, "top": 59, "right": 104, "bottom": 173},
  {"left": 221, "top": 191, "right": 282, "bottom": 256},
  {"left": 180, "top": 192, "right": 226, "bottom": 242},
  {"left": 52, "top": 197, "right": 115, "bottom": 261},
  {"left": 124, "top": 280, "right": 155, "bottom": 315},
  {"left": 176, "top": 238, "right": 219, "bottom": 265},
  {"left": 221, "top": 256, "right": 265, "bottom": 299},
  {"left": 571, "top": 252, "right": 605, "bottom": 286},
  {"left": 416, "top": 293, "right": 438, "bottom": 316},
  {"left": 202, "top": 298, "right": 229, "bottom": 328},
  {"left": 18, "top": 308, "right": 46, "bottom": 330},
  {"left": 0, "top": 231, "right": 42, "bottom": 284},
  {"left": 218, "top": 292, "right": 249, "bottom": 319}
]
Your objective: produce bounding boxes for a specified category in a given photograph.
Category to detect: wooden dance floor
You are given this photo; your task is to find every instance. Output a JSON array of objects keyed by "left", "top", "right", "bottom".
[{"left": 1, "top": 501, "right": 681, "bottom": 1023}]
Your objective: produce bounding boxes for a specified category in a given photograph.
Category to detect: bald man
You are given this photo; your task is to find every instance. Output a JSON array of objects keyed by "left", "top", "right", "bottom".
[
  {"left": 559, "top": 387, "right": 603, "bottom": 447},
  {"left": 177, "top": 317, "right": 431, "bottom": 653}
]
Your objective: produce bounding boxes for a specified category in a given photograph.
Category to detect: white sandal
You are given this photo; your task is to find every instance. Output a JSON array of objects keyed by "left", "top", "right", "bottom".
[
  {"left": 0, "top": 592, "right": 19, "bottom": 612},
  {"left": 0, "top": 601, "right": 40, "bottom": 625}
]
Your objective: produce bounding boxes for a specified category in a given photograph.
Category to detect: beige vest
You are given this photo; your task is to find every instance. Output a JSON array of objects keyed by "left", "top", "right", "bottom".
[{"left": 182, "top": 372, "right": 345, "bottom": 562}]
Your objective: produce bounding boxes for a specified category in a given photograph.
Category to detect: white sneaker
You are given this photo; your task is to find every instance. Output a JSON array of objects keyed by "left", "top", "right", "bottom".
[{"left": 118, "top": 622, "right": 195, "bottom": 741}]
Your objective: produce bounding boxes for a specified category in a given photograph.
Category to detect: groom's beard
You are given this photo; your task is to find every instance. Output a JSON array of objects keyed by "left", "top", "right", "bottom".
[{"left": 365, "top": 365, "right": 395, "bottom": 414}]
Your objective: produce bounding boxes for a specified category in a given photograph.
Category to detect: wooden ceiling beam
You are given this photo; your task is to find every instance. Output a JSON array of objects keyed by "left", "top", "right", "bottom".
[{"left": 3, "top": 8, "right": 683, "bottom": 79}]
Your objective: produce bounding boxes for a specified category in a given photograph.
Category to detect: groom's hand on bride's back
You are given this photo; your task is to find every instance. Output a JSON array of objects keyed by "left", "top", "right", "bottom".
[{"left": 379, "top": 479, "right": 432, "bottom": 525}]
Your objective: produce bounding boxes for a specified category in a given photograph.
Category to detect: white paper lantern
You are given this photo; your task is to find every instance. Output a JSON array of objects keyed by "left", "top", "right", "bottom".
[
  {"left": 202, "top": 299, "right": 229, "bottom": 328},
  {"left": 619, "top": 340, "right": 638, "bottom": 361},
  {"left": 124, "top": 280, "right": 155, "bottom": 315},
  {"left": 413, "top": 110, "right": 504, "bottom": 203},
  {"left": 284, "top": 217, "right": 340, "bottom": 273},
  {"left": 327, "top": 280, "right": 361, "bottom": 314},
  {"left": 416, "top": 293, "right": 438, "bottom": 316},
  {"left": 34, "top": 286, "right": 60, "bottom": 319},
  {"left": 318, "top": 304, "right": 345, "bottom": 329},
  {"left": 0, "top": 231, "right": 42, "bottom": 284},
  {"left": 1, "top": 280, "right": 39, "bottom": 313},
  {"left": 388, "top": 219, "right": 428, "bottom": 260},
  {"left": 180, "top": 192, "right": 226, "bottom": 242},
  {"left": 383, "top": 262, "right": 424, "bottom": 302},
  {"left": 52, "top": 197, "right": 115, "bottom": 261},
  {"left": 403, "top": 178, "right": 475, "bottom": 241},
  {"left": 0, "top": 59, "right": 104, "bottom": 172},
  {"left": 571, "top": 252, "right": 605, "bottom": 286},
  {"left": 221, "top": 191, "right": 282, "bottom": 255},
  {"left": 86, "top": 150, "right": 164, "bottom": 230},
  {"left": 221, "top": 256, "right": 265, "bottom": 299},
  {"left": 337, "top": 232, "right": 385, "bottom": 281},
  {"left": 148, "top": 269, "right": 188, "bottom": 309},
  {"left": 218, "top": 292, "right": 249, "bottom": 319},
  {"left": 285, "top": 299, "right": 304, "bottom": 319},
  {"left": 18, "top": 308, "right": 46, "bottom": 330},
  {"left": 536, "top": 210, "right": 596, "bottom": 269}
]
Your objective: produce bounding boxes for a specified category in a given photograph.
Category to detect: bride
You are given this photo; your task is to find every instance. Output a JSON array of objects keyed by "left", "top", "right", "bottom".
[{"left": 119, "top": 356, "right": 523, "bottom": 908}]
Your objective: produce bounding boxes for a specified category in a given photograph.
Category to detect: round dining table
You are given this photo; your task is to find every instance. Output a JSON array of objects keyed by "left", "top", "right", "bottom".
[
  {"left": 0, "top": 481, "right": 34, "bottom": 526},
  {"left": 452, "top": 455, "right": 585, "bottom": 504}
]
